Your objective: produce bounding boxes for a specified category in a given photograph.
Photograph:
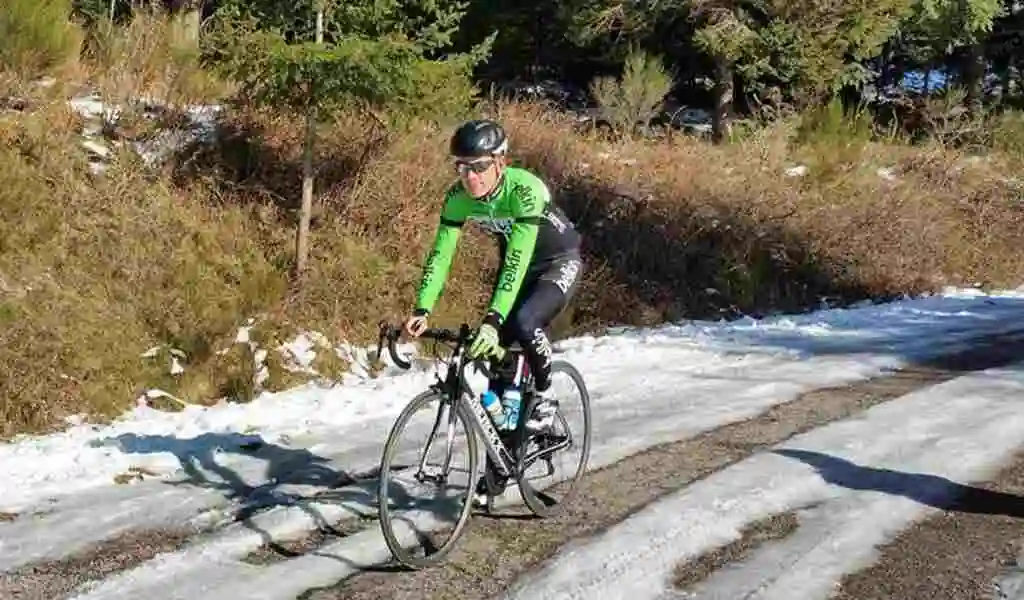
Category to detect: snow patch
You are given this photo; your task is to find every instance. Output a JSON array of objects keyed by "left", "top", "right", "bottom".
[{"left": 68, "top": 91, "right": 222, "bottom": 174}]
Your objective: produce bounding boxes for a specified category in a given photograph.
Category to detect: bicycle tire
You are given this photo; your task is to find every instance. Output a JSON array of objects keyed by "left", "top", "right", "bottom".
[
  {"left": 517, "top": 360, "right": 592, "bottom": 518},
  {"left": 377, "top": 389, "right": 480, "bottom": 569}
]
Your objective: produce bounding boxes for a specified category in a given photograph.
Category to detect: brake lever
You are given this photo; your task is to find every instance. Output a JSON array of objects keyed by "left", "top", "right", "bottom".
[{"left": 471, "top": 358, "right": 494, "bottom": 381}]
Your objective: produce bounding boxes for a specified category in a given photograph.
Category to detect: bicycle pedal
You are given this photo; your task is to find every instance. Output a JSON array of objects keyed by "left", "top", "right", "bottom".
[{"left": 414, "top": 471, "right": 443, "bottom": 485}]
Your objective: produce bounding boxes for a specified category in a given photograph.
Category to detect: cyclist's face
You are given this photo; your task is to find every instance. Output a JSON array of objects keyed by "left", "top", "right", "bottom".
[{"left": 454, "top": 155, "right": 501, "bottom": 198}]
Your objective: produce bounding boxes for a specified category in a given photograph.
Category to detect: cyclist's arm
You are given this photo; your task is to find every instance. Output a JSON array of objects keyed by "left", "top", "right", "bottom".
[
  {"left": 414, "top": 197, "right": 464, "bottom": 315},
  {"left": 483, "top": 183, "right": 546, "bottom": 327}
]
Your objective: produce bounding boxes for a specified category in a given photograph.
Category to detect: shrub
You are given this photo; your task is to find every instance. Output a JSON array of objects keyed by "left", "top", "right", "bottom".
[
  {"left": 0, "top": 0, "right": 83, "bottom": 78},
  {"left": 589, "top": 48, "right": 675, "bottom": 138}
]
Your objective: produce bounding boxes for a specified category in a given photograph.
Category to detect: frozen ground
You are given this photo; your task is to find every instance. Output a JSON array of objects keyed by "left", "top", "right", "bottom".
[{"left": 2, "top": 286, "right": 1024, "bottom": 599}]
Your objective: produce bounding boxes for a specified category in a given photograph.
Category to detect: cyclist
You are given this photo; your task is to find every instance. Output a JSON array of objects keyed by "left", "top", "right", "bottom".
[{"left": 404, "top": 119, "right": 584, "bottom": 497}]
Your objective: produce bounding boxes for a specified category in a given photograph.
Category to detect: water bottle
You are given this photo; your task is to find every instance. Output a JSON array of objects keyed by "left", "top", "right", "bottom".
[
  {"left": 501, "top": 386, "right": 522, "bottom": 430},
  {"left": 481, "top": 390, "right": 505, "bottom": 428}
]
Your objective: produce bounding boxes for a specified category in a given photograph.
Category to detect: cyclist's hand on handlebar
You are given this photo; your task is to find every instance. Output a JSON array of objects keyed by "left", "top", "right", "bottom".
[
  {"left": 404, "top": 313, "right": 428, "bottom": 338},
  {"left": 468, "top": 323, "right": 500, "bottom": 359}
]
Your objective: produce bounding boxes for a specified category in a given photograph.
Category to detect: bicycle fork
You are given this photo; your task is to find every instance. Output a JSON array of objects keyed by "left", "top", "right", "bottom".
[
  {"left": 414, "top": 399, "right": 460, "bottom": 485},
  {"left": 414, "top": 385, "right": 519, "bottom": 486}
]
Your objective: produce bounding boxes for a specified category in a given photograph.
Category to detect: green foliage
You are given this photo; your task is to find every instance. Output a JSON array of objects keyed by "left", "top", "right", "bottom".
[
  {"left": 886, "top": 0, "right": 1004, "bottom": 85},
  {"left": 787, "top": 0, "right": 915, "bottom": 98},
  {"left": 456, "top": 0, "right": 590, "bottom": 80},
  {"left": 389, "top": 0, "right": 470, "bottom": 51},
  {"left": 567, "top": 0, "right": 914, "bottom": 107},
  {"left": 691, "top": 4, "right": 761, "bottom": 65},
  {"left": 796, "top": 95, "right": 875, "bottom": 146},
  {"left": 205, "top": 5, "right": 489, "bottom": 127},
  {"left": 0, "top": 0, "right": 83, "bottom": 76},
  {"left": 990, "top": 110, "right": 1024, "bottom": 159},
  {"left": 913, "top": 0, "right": 1004, "bottom": 47},
  {"left": 215, "top": 0, "right": 470, "bottom": 52},
  {"left": 589, "top": 48, "right": 675, "bottom": 136},
  {"left": 692, "top": 0, "right": 915, "bottom": 104}
]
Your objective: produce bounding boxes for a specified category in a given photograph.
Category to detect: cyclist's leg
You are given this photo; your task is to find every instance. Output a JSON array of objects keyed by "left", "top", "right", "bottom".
[
  {"left": 487, "top": 281, "right": 535, "bottom": 395},
  {"left": 474, "top": 256, "right": 582, "bottom": 503},
  {"left": 503, "top": 254, "right": 583, "bottom": 394},
  {"left": 475, "top": 280, "right": 537, "bottom": 503}
]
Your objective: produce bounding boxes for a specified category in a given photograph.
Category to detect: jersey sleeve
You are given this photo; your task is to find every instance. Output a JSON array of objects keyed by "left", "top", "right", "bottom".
[
  {"left": 486, "top": 177, "right": 548, "bottom": 322},
  {"left": 414, "top": 189, "right": 467, "bottom": 314}
]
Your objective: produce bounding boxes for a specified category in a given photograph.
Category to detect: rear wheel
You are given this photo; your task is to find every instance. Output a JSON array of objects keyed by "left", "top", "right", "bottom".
[
  {"left": 516, "top": 360, "right": 592, "bottom": 518},
  {"left": 378, "top": 389, "right": 480, "bottom": 568}
]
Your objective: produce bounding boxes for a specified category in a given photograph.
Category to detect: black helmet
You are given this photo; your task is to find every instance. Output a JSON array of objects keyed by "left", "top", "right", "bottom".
[{"left": 449, "top": 119, "right": 508, "bottom": 157}]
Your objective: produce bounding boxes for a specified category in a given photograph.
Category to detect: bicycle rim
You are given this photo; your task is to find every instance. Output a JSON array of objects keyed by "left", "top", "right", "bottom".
[
  {"left": 377, "top": 389, "right": 480, "bottom": 569},
  {"left": 517, "top": 360, "right": 592, "bottom": 518}
]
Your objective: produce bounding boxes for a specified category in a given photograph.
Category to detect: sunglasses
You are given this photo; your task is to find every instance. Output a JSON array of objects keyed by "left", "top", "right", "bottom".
[{"left": 454, "top": 158, "right": 495, "bottom": 175}]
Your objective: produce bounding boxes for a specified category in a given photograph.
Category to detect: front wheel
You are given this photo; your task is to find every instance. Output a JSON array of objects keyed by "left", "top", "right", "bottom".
[
  {"left": 377, "top": 389, "right": 480, "bottom": 569},
  {"left": 517, "top": 360, "right": 592, "bottom": 518}
]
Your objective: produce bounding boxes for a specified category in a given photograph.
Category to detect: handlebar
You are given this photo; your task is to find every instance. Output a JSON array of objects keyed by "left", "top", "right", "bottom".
[
  {"left": 376, "top": 320, "right": 471, "bottom": 370},
  {"left": 375, "top": 320, "right": 505, "bottom": 375}
]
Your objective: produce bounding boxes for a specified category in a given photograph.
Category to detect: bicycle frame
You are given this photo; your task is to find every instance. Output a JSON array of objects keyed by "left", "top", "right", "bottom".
[
  {"left": 378, "top": 321, "right": 528, "bottom": 481},
  {"left": 377, "top": 320, "right": 592, "bottom": 568}
]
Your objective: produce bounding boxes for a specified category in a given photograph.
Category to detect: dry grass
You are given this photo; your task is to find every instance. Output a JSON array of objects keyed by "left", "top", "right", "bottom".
[
  {"left": 503, "top": 104, "right": 1024, "bottom": 325},
  {"left": 0, "top": 98, "right": 286, "bottom": 436},
  {"left": 82, "top": 9, "right": 230, "bottom": 115},
  {"left": 2, "top": 15, "right": 1024, "bottom": 438}
]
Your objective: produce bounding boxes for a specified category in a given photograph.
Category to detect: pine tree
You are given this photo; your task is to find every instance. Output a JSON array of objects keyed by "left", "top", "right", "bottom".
[
  {"left": 205, "top": 0, "right": 493, "bottom": 277},
  {"left": 901, "top": 0, "right": 1004, "bottom": 108},
  {"left": 570, "top": 0, "right": 915, "bottom": 140}
]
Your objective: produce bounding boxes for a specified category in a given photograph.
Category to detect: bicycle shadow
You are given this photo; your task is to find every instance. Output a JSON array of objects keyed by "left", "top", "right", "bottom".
[
  {"left": 102, "top": 432, "right": 383, "bottom": 548},
  {"left": 279, "top": 490, "right": 472, "bottom": 576},
  {"left": 774, "top": 448, "right": 1024, "bottom": 517},
  {"left": 100, "top": 430, "right": 513, "bottom": 573}
]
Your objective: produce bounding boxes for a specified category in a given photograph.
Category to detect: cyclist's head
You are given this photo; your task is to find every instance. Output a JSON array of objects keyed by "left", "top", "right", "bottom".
[{"left": 449, "top": 119, "right": 507, "bottom": 198}]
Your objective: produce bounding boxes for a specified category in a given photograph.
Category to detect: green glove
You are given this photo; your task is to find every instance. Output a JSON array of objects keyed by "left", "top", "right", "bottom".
[{"left": 468, "top": 323, "right": 500, "bottom": 359}]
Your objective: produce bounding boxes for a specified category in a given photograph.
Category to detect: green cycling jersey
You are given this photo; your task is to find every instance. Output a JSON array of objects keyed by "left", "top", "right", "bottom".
[{"left": 414, "top": 166, "right": 581, "bottom": 323}]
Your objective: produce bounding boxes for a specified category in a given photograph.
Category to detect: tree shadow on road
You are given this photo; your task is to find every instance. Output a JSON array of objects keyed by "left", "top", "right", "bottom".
[{"left": 774, "top": 448, "right": 1024, "bottom": 518}]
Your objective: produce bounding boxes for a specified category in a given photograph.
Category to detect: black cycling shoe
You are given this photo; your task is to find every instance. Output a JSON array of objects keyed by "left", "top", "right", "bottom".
[{"left": 471, "top": 464, "right": 509, "bottom": 509}]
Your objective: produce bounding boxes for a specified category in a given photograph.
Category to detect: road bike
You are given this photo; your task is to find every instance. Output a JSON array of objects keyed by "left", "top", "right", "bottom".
[{"left": 373, "top": 320, "right": 592, "bottom": 569}]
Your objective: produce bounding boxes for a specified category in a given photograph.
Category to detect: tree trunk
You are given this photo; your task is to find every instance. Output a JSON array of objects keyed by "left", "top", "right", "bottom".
[
  {"left": 733, "top": 69, "right": 748, "bottom": 116},
  {"left": 296, "top": 110, "right": 316, "bottom": 276},
  {"left": 879, "top": 42, "right": 892, "bottom": 90},
  {"left": 1012, "top": 61, "right": 1021, "bottom": 101},
  {"left": 964, "top": 42, "right": 984, "bottom": 114},
  {"left": 1000, "top": 61, "right": 1012, "bottom": 103},
  {"left": 164, "top": 0, "right": 202, "bottom": 47},
  {"left": 711, "top": 55, "right": 733, "bottom": 144},
  {"left": 295, "top": 6, "right": 324, "bottom": 278}
]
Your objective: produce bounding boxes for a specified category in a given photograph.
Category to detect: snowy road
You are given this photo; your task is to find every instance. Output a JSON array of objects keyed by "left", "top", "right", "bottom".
[
  {"left": 503, "top": 361, "right": 1024, "bottom": 600},
  {"left": 3, "top": 287, "right": 1024, "bottom": 599}
]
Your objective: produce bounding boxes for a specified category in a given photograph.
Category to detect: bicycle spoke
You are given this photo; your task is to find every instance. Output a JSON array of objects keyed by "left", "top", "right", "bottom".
[
  {"left": 378, "top": 390, "right": 479, "bottom": 569},
  {"left": 416, "top": 402, "right": 446, "bottom": 477},
  {"left": 441, "top": 400, "right": 458, "bottom": 479},
  {"left": 517, "top": 360, "right": 593, "bottom": 518}
]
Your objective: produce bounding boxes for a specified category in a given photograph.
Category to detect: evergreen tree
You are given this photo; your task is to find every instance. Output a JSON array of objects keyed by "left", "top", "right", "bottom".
[
  {"left": 205, "top": 0, "right": 492, "bottom": 276},
  {"left": 901, "top": 0, "right": 1004, "bottom": 108},
  {"left": 569, "top": 0, "right": 914, "bottom": 140}
]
